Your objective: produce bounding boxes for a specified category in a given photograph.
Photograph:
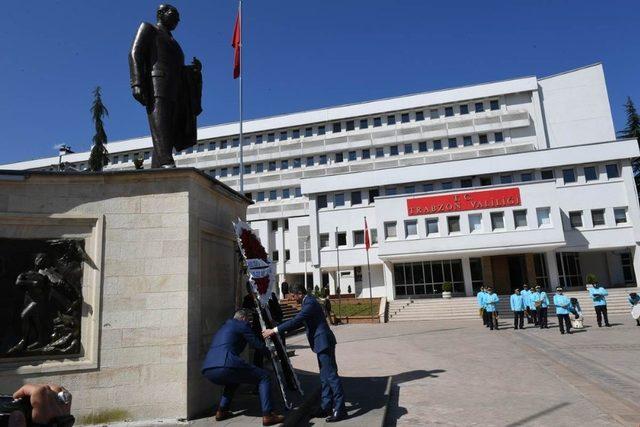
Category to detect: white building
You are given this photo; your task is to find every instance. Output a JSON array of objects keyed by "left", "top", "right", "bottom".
[{"left": 3, "top": 63, "right": 639, "bottom": 299}]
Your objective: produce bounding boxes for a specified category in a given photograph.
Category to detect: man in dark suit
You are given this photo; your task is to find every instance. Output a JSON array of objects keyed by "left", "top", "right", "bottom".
[
  {"left": 129, "top": 4, "right": 202, "bottom": 168},
  {"left": 202, "top": 309, "right": 284, "bottom": 426},
  {"left": 263, "top": 284, "right": 347, "bottom": 422}
]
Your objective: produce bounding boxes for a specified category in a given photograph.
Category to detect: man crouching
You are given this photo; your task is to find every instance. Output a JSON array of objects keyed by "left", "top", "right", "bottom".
[{"left": 201, "top": 309, "right": 284, "bottom": 426}]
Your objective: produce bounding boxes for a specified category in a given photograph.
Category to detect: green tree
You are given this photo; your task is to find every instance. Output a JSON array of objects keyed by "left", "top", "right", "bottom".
[
  {"left": 618, "top": 97, "right": 640, "bottom": 143},
  {"left": 88, "top": 87, "right": 109, "bottom": 172}
]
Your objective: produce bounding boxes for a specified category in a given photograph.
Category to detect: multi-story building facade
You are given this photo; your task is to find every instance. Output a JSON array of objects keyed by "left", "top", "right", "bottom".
[{"left": 3, "top": 63, "right": 639, "bottom": 299}]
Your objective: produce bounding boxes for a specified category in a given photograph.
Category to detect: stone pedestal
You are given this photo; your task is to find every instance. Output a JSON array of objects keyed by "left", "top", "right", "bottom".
[{"left": 0, "top": 169, "right": 250, "bottom": 422}]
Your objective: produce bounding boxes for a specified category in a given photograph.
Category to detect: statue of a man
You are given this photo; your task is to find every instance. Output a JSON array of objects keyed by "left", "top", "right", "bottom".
[{"left": 129, "top": 4, "right": 203, "bottom": 168}]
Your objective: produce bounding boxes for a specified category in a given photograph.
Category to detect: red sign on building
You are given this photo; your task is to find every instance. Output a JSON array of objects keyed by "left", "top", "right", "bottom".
[{"left": 407, "top": 188, "right": 521, "bottom": 216}]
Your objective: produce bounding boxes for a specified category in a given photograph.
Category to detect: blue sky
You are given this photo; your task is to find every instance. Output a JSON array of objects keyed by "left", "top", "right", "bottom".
[{"left": 1, "top": 0, "right": 638, "bottom": 164}]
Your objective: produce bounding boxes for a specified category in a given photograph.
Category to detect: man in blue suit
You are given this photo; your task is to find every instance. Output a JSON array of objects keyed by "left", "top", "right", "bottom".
[
  {"left": 263, "top": 284, "right": 347, "bottom": 423},
  {"left": 510, "top": 288, "right": 525, "bottom": 330},
  {"left": 201, "top": 309, "right": 284, "bottom": 426}
]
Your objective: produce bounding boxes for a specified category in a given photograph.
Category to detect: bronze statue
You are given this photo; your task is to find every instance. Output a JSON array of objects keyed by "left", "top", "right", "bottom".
[{"left": 129, "top": 4, "right": 203, "bottom": 168}]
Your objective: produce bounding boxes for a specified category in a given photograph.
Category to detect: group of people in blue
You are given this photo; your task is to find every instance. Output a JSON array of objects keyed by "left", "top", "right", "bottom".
[
  {"left": 200, "top": 283, "right": 346, "bottom": 426},
  {"left": 477, "top": 282, "right": 631, "bottom": 334}
]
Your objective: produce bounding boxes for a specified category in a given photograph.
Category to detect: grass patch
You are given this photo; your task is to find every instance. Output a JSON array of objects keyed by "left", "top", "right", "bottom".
[
  {"left": 333, "top": 301, "right": 379, "bottom": 317},
  {"left": 78, "top": 409, "right": 131, "bottom": 425}
]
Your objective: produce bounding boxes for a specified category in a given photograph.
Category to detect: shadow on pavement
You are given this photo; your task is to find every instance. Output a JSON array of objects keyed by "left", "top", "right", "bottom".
[
  {"left": 505, "top": 401, "right": 571, "bottom": 426},
  {"left": 384, "top": 369, "right": 446, "bottom": 427}
]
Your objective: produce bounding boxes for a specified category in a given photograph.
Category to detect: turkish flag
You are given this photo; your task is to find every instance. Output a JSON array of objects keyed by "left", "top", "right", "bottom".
[
  {"left": 364, "top": 218, "right": 370, "bottom": 251},
  {"left": 231, "top": 11, "right": 241, "bottom": 79}
]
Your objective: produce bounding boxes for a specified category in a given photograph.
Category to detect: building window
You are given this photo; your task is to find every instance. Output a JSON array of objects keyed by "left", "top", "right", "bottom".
[
  {"left": 475, "top": 102, "right": 484, "bottom": 113},
  {"left": 479, "top": 134, "right": 488, "bottom": 145},
  {"left": 386, "top": 187, "right": 396, "bottom": 195},
  {"left": 460, "top": 104, "right": 469, "bottom": 115},
  {"left": 304, "top": 127, "right": 313, "bottom": 137},
  {"left": 271, "top": 220, "right": 279, "bottom": 231},
  {"left": 606, "top": 163, "right": 619, "bottom": 179},
  {"left": 348, "top": 151, "right": 357, "bottom": 161},
  {"left": 351, "top": 191, "right": 362, "bottom": 205},
  {"left": 514, "top": 210, "right": 528, "bottom": 228},
  {"left": 562, "top": 169, "right": 576, "bottom": 184},
  {"left": 495, "top": 132, "right": 504, "bottom": 142},
  {"left": 426, "top": 218, "right": 438, "bottom": 236},
  {"left": 317, "top": 195, "right": 328, "bottom": 209},
  {"left": 319, "top": 155, "right": 327, "bottom": 165},
  {"left": 433, "top": 140, "right": 442, "bottom": 150},
  {"left": 295, "top": 187, "right": 302, "bottom": 197},
  {"left": 220, "top": 168, "right": 228, "bottom": 177},
  {"left": 281, "top": 160, "right": 289, "bottom": 169},
  {"left": 584, "top": 166, "right": 598, "bottom": 181},
  {"left": 614, "top": 207, "right": 627, "bottom": 224},
  {"left": 276, "top": 131, "right": 286, "bottom": 141},
  {"left": 368, "top": 188, "right": 379, "bottom": 204},
  {"left": 534, "top": 254, "right": 550, "bottom": 288},
  {"left": 370, "top": 228, "right": 378, "bottom": 244},
  {"left": 230, "top": 138, "right": 238, "bottom": 148},
  {"left": 232, "top": 166, "right": 239, "bottom": 176},
  {"left": 243, "top": 164, "right": 251, "bottom": 175},
  {"left": 318, "top": 125, "right": 326, "bottom": 135},
  {"left": 113, "top": 155, "right": 119, "bottom": 163},
  {"left": 282, "top": 188, "right": 290, "bottom": 199},
  {"left": 208, "top": 142, "right": 216, "bottom": 150},
  {"left": 480, "top": 177, "right": 492, "bottom": 186},
  {"left": 490, "top": 212, "right": 505, "bottom": 230},
  {"left": 401, "top": 113, "right": 410, "bottom": 123},
  {"left": 390, "top": 145, "right": 399, "bottom": 156},
  {"left": 469, "top": 214, "right": 482, "bottom": 232},
  {"left": 541, "top": 169, "right": 554, "bottom": 180},
  {"left": 285, "top": 250, "right": 290, "bottom": 261},
  {"left": 332, "top": 122, "right": 341, "bottom": 133},
  {"left": 123, "top": 154, "right": 130, "bottom": 162},
  {"left": 268, "top": 161, "right": 276, "bottom": 171},
  {"left": 416, "top": 111, "right": 424, "bottom": 121},
  {"left": 404, "top": 143, "right": 413, "bottom": 154},
  {"left": 441, "top": 182, "right": 453, "bottom": 190},
  {"left": 405, "top": 220, "right": 418, "bottom": 237},
  {"left": 448, "top": 138, "right": 457, "bottom": 149},
  {"left": 347, "top": 230, "right": 363, "bottom": 246},
  {"left": 621, "top": 252, "right": 635, "bottom": 283},
  {"left": 521, "top": 172, "right": 533, "bottom": 182},
  {"left": 387, "top": 115, "right": 396, "bottom": 125},
  {"left": 269, "top": 190, "right": 277, "bottom": 200},
  {"left": 208, "top": 169, "right": 216, "bottom": 176},
  {"left": 335, "top": 153, "right": 344, "bottom": 163},
  {"left": 447, "top": 216, "right": 461, "bottom": 234},
  {"left": 346, "top": 120, "right": 355, "bottom": 131},
  {"left": 256, "top": 163, "right": 264, "bottom": 173},
  {"left": 445, "top": 106, "right": 454, "bottom": 117},
  {"left": 267, "top": 133, "right": 275, "bottom": 142},
  {"left": 362, "top": 149, "right": 371, "bottom": 159},
  {"left": 430, "top": 109, "right": 439, "bottom": 119},
  {"left": 418, "top": 141, "right": 427, "bottom": 152},
  {"left": 292, "top": 129, "right": 300, "bottom": 139},
  {"left": 422, "top": 183, "right": 434, "bottom": 192},
  {"left": 284, "top": 219, "right": 289, "bottom": 231},
  {"left": 334, "top": 193, "right": 345, "bottom": 207},
  {"left": 220, "top": 140, "right": 228, "bottom": 149},
  {"left": 463, "top": 136, "right": 472, "bottom": 146},
  {"left": 293, "top": 158, "right": 301, "bottom": 168},
  {"left": 404, "top": 185, "right": 415, "bottom": 194},
  {"left": 536, "top": 207, "right": 551, "bottom": 227},
  {"left": 337, "top": 232, "right": 347, "bottom": 246},
  {"left": 373, "top": 117, "right": 382, "bottom": 127},
  {"left": 461, "top": 178, "right": 473, "bottom": 188},
  {"left": 320, "top": 233, "right": 330, "bottom": 248},
  {"left": 490, "top": 99, "right": 500, "bottom": 110},
  {"left": 256, "top": 191, "right": 265, "bottom": 202},
  {"left": 306, "top": 157, "right": 314, "bottom": 167},
  {"left": 591, "top": 209, "right": 605, "bottom": 226},
  {"left": 393, "top": 259, "right": 465, "bottom": 296},
  {"left": 376, "top": 147, "right": 384, "bottom": 158},
  {"left": 272, "top": 251, "right": 279, "bottom": 262},
  {"left": 384, "top": 222, "right": 397, "bottom": 239},
  {"left": 500, "top": 175, "right": 512, "bottom": 184},
  {"left": 569, "top": 211, "right": 583, "bottom": 228},
  {"left": 556, "top": 252, "right": 583, "bottom": 288}
]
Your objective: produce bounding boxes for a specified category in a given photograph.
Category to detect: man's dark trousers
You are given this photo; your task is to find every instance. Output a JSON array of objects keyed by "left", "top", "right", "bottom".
[
  {"left": 317, "top": 346, "right": 345, "bottom": 412},
  {"left": 483, "top": 310, "right": 491, "bottom": 327},
  {"left": 203, "top": 366, "right": 272, "bottom": 414},
  {"left": 538, "top": 307, "right": 548, "bottom": 328},
  {"left": 531, "top": 309, "right": 538, "bottom": 326},
  {"left": 513, "top": 311, "right": 524, "bottom": 329},
  {"left": 557, "top": 314, "right": 571, "bottom": 334},
  {"left": 594, "top": 305, "right": 610, "bottom": 327}
]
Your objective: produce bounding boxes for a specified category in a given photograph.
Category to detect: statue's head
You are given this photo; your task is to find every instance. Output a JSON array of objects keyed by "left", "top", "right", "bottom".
[
  {"left": 34, "top": 253, "right": 49, "bottom": 269},
  {"left": 157, "top": 4, "right": 180, "bottom": 31}
]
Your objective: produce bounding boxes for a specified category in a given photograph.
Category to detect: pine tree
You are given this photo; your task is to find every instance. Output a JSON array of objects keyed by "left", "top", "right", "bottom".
[
  {"left": 88, "top": 87, "right": 109, "bottom": 172},
  {"left": 617, "top": 97, "right": 640, "bottom": 143}
]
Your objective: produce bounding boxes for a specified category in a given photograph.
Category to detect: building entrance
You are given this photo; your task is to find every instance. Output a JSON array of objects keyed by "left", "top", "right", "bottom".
[{"left": 490, "top": 255, "right": 527, "bottom": 294}]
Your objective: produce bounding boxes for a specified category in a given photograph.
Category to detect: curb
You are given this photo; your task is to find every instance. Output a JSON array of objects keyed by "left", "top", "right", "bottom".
[
  {"left": 282, "top": 387, "right": 321, "bottom": 427},
  {"left": 380, "top": 376, "right": 393, "bottom": 427}
]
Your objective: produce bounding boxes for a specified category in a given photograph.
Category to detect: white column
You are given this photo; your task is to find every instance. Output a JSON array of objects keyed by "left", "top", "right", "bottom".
[
  {"left": 633, "top": 244, "right": 640, "bottom": 288},
  {"left": 545, "top": 251, "right": 560, "bottom": 288},
  {"left": 382, "top": 261, "right": 395, "bottom": 301},
  {"left": 462, "top": 257, "right": 473, "bottom": 296}
]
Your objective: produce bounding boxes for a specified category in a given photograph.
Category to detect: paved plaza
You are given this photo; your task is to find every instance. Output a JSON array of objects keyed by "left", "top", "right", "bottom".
[{"left": 284, "top": 315, "right": 640, "bottom": 426}]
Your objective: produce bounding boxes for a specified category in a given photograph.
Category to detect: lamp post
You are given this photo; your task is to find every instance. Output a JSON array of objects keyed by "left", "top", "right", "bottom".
[
  {"left": 58, "top": 145, "right": 74, "bottom": 171},
  {"left": 303, "top": 237, "right": 309, "bottom": 292},
  {"left": 335, "top": 226, "right": 341, "bottom": 323}
]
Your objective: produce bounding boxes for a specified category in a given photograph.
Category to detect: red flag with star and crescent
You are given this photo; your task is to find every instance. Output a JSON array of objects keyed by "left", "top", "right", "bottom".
[
  {"left": 364, "top": 217, "right": 371, "bottom": 251},
  {"left": 231, "top": 11, "right": 241, "bottom": 79}
]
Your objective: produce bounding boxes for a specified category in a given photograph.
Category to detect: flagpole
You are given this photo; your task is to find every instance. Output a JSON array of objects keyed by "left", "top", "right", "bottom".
[
  {"left": 365, "top": 216, "right": 374, "bottom": 320},
  {"left": 335, "top": 226, "right": 341, "bottom": 324},
  {"left": 238, "top": 0, "right": 244, "bottom": 193}
]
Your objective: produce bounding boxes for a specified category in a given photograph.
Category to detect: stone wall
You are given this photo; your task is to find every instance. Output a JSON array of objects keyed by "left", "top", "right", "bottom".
[{"left": 0, "top": 169, "right": 249, "bottom": 422}]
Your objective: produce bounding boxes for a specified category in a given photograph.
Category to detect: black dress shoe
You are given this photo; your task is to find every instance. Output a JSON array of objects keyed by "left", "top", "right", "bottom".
[
  {"left": 326, "top": 410, "right": 347, "bottom": 423},
  {"left": 312, "top": 408, "right": 332, "bottom": 418}
]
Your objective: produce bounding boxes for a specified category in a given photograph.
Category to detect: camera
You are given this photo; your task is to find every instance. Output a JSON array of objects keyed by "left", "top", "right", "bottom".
[{"left": 0, "top": 395, "right": 31, "bottom": 427}]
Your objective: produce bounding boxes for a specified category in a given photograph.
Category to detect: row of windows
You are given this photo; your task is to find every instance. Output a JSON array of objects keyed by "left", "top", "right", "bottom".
[
  {"left": 245, "top": 187, "right": 303, "bottom": 202},
  {"left": 568, "top": 207, "right": 628, "bottom": 228},
  {"left": 318, "top": 229, "right": 379, "bottom": 249},
  {"left": 561, "top": 164, "right": 620, "bottom": 184}
]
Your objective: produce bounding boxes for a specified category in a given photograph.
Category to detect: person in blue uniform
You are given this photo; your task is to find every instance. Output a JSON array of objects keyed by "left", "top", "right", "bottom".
[
  {"left": 201, "top": 309, "right": 284, "bottom": 426},
  {"left": 629, "top": 292, "right": 640, "bottom": 326},
  {"left": 533, "top": 286, "right": 550, "bottom": 329},
  {"left": 510, "top": 289, "right": 525, "bottom": 330},
  {"left": 553, "top": 287, "right": 572, "bottom": 335},
  {"left": 521, "top": 284, "right": 533, "bottom": 324},
  {"left": 484, "top": 287, "right": 499, "bottom": 330},
  {"left": 528, "top": 286, "right": 539, "bottom": 326},
  {"left": 263, "top": 284, "right": 347, "bottom": 423},
  {"left": 588, "top": 283, "right": 610, "bottom": 327},
  {"left": 477, "top": 287, "right": 488, "bottom": 327}
]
